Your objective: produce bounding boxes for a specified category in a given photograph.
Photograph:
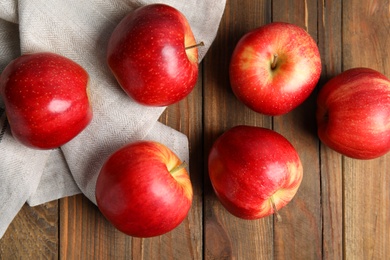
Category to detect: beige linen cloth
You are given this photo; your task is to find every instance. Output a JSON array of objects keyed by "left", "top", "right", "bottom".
[{"left": 0, "top": 0, "right": 225, "bottom": 238}]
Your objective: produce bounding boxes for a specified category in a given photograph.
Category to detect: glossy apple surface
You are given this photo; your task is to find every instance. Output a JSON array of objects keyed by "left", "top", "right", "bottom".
[
  {"left": 229, "top": 22, "right": 321, "bottom": 116},
  {"left": 107, "top": 3, "right": 199, "bottom": 106},
  {"left": 208, "top": 125, "right": 303, "bottom": 220},
  {"left": 0, "top": 52, "right": 92, "bottom": 149},
  {"left": 95, "top": 141, "right": 193, "bottom": 238},
  {"left": 317, "top": 67, "right": 390, "bottom": 159}
]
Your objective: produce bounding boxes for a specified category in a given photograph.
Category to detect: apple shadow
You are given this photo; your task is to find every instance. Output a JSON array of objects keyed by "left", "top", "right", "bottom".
[
  {"left": 295, "top": 73, "right": 334, "bottom": 139},
  {"left": 288, "top": 86, "right": 320, "bottom": 139}
]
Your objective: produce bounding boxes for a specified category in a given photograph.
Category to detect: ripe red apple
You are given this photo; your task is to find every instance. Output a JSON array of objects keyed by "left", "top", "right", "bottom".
[
  {"left": 107, "top": 3, "right": 200, "bottom": 106},
  {"left": 95, "top": 141, "right": 193, "bottom": 238},
  {"left": 229, "top": 22, "right": 322, "bottom": 116},
  {"left": 0, "top": 52, "right": 92, "bottom": 149},
  {"left": 208, "top": 125, "right": 303, "bottom": 220},
  {"left": 316, "top": 67, "right": 390, "bottom": 159}
]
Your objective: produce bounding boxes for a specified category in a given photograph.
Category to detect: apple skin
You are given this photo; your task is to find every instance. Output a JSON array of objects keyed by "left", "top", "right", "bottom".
[
  {"left": 0, "top": 52, "right": 92, "bottom": 149},
  {"left": 107, "top": 4, "right": 199, "bottom": 106},
  {"left": 316, "top": 67, "right": 390, "bottom": 159},
  {"left": 229, "top": 22, "right": 322, "bottom": 116},
  {"left": 95, "top": 141, "right": 193, "bottom": 238},
  {"left": 208, "top": 125, "right": 303, "bottom": 220}
]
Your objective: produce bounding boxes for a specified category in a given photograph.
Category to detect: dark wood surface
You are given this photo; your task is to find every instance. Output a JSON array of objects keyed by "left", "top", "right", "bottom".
[{"left": 1, "top": 0, "right": 389, "bottom": 259}]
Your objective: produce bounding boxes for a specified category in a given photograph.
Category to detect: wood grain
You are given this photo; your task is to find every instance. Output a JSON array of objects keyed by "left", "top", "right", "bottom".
[
  {"left": 318, "top": 1, "right": 344, "bottom": 259},
  {"left": 59, "top": 195, "right": 133, "bottom": 259},
  {"left": 0, "top": 202, "right": 58, "bottom": 259},
  {"left": 203, "top": 1, "right": 274, "bottom": 259},
  {"left": 342, "top": 2, "right": 390, "bottom": 258},
  {"left": 0, "top": 0, "right": 389, "bottom": 259}
]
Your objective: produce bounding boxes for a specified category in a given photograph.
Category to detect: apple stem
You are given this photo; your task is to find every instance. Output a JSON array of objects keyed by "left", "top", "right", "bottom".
[
  {"left": 170, "top": 161, "right": 188, "bottom": 174},
  {"left": 185, "top": 41, "right": 205, "bottom": 50},
  {"left": 271, "top": 54, "right": 278, "bottom": 70},
  {"left": 270, "top": 196, "right": 282, "bottom": 222}
]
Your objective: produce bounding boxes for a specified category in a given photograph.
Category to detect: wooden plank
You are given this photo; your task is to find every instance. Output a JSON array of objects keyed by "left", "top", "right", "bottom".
[
  {"left": 318, "top": 0, "right": 344, "bottom": 259},
  {"left": 271, "top": 0, "right": 322, "bottom": 259},
  {"left": 203, "top": 0, "right": 274, "bottom": 259},
  {"left": 0, "top": 202, "right": 58, "bottom": 258},
  {"left": 60, "top": 195, "right": 133, "bottom": 259},
  {"left": 342, "top": 1, "right": 390, "bottom": 258}
]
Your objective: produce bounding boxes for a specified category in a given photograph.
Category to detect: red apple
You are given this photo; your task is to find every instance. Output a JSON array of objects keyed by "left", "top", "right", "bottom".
[
  {"left": 208, "top": 125, "right": 303, "bottom": 220},
  {"left": 316, "top": 67, "right": 390, "bottom": 159},
  {"left": 229, "top": 22, "right": 322, "bottom": 116},
  {"left": 107, "top": 4, "right": 200, "bottom": 106},
  {"left": 0, "top": 52, "right": 92, "bottom": 149},
  {"left": 95, "top": 141, "right": 193, "bottom": 238}
]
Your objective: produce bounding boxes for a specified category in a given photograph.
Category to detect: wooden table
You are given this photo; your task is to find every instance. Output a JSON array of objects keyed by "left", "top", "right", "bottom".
[{"left": 1, "top": 0, "right": 389, "bottom": 259}]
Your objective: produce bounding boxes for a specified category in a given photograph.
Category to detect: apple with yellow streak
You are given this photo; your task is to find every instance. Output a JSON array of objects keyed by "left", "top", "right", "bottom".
[
  {"left": 229, "top": 22, "right": 321, "bottom": 116},
  {"left": 317, "top": 67, "right": 390, "bottom": 159},
  {"left": 107, "top": 3, "right": 201, "bottom": 106},
  {"left": 96, "top": 141, "right": 193, "bottom": 237},
  {"left": 208, "top": 125, "right": 303, "bottom": 220}
]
